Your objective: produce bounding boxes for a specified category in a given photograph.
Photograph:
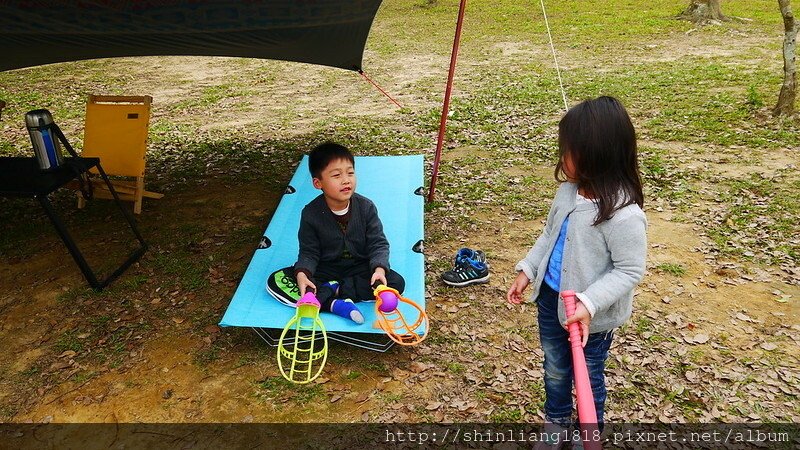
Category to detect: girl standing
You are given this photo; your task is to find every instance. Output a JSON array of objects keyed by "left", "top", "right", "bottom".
[{"left": 507, "top": 96, "right": 647, "bottom": 446}]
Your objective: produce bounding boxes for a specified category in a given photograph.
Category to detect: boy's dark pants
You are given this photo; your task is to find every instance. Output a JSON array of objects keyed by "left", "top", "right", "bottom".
[{"left": 299, "top": 258, "right": 405, "bottom": 312}]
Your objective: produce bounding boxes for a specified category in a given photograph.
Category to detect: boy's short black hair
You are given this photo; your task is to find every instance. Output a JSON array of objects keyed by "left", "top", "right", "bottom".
[{"left": 308, "top": 142, "right": 355, "bottom": 179}]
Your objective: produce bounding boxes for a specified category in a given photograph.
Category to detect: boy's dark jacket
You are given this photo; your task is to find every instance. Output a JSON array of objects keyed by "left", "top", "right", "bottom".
[{"left": 295, "top": 193, "right": 390, "bottom": 276}]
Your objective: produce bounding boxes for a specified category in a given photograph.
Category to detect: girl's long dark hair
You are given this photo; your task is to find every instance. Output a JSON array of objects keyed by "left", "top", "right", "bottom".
[{"left": 555, "top": 96, "right": 643, "bottom": 225}]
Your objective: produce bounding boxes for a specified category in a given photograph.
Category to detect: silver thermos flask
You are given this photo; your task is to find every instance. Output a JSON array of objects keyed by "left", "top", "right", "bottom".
[{"left": 26, "top": 109, "right": 64, "bottom": 170}]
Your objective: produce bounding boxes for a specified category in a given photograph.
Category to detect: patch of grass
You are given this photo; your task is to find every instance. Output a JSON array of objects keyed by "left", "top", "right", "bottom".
[
  {"left": 53, "top": 331, "right": 85, "bottom": 354},
  {"left": 118, "top": 274, "right": 149, "bottom": 291},
  {"left": 88, "top": 327, "right": 127, "bottom": 366},
  {"left": 446, "top": 362, "right": 465, "bottom": 374},
  {"left": 634, "top": 317, "right": 654, "bottom": 336},
  {"left": 425, "top": 330, "right": 459, "bottom": 345},
  {"left": 88, "top": 315, "right": 112, "bottom": 327},
  {"left": 193, "top": 343, "right": 222, "bottom": 367},
  {"left": 173, "top": 84, "right": 252, "bottom": 111},
  {"left": 687, "top": 348, "right": 706, "bottom": 365},
  {"left": 656, "top": 263, "right": 687, "bottom": 277},
  {"left": 363, "top": 361, "right": 389, "bottom": 373},
  {"left": 611, "top": 385, "right": 646, "bottom": 405},
  {"left": 344, "top": 370, "right": 362, "bottom": 380},
  {"left": 526, "top": 380, "right": 544, "bottom": 396},
  {"left": 566, "top": 60, "right": 799, "bottom": 148},
  {"left": 639, "top": 146, "right": 694, "bottom": 203},
  {"left": 745, "top": 85, "right": 764, "bottom": 111},
  {"left": 56, "top": 286, "right": 97, "bottom": 304},
  {"left": 707, "top": 174, "right": 799, "bottom": 265},
  {"left": 148, "top": 121, "right": 196, "bottom": 143},
  {"left": 0, "top": 404, "right": 19, "bottom": 421},
  {"left": 151, "top": 251, "right": 209, "bottom": 291},
  {"left": 381, "top": 392, "right": 403, "bottom": 403},
  {"left": 256, "top": 376, "right": 323, "bottom": 404},
  {"left": 227, "top": 224, "right": 266, "bottom": 248},
  {"left": 257, "top": 376, "right": 293, "bottom": 395},
  {"left": 71, "top": 370, "right": 96, "bottom": 385},
  {"left": 489, "top": 405, "right": 523, "bottom": 423},
  {"left": 665, "top": 389, "right": 706, "bottom": 420},
  {"left": 19, "top": 365, "right": 41, "bottom": 378}
]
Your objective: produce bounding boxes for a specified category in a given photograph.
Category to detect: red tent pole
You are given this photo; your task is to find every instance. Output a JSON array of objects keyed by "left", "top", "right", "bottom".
[{"left": 427, "top": 0, "right": 468, "bottom": 203}]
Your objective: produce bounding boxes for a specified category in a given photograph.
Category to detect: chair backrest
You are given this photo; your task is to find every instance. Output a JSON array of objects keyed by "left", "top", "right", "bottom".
[{"left": 82, "top": 95, "right": 152, "bottom": 178}]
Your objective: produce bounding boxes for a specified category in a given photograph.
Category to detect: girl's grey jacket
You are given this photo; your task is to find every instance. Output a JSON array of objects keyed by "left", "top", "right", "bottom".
[{"left": 515, "top": 182, "right": 647, "bottom": 333}]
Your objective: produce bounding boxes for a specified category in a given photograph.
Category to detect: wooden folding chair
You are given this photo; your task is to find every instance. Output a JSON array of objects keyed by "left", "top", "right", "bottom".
[{"left": 77, "top": 95, "right": 162, "bottom": 214}]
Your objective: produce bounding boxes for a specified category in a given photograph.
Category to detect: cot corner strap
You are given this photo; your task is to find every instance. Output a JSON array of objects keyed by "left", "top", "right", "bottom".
[
  {"left": 285, "top": 185, "right": 296, "bottom": 194},
  {"left": 414, "top": 186, "right": 425, "bottom": 196},
  {"left": 412, "top": 240, "right": 424, "bottom": 254},
  {"left": 258, "top": 236, "right": 271, "bottom": 249}
]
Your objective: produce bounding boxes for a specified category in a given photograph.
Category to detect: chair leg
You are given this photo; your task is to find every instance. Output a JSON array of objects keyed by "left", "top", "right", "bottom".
[{"left": 134, "top": 176, "right": 144, "bottom": 214}]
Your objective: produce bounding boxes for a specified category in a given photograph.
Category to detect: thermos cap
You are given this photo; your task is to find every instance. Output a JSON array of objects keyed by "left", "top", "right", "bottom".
[{"left": 25, "top": 109, "right": 55, "bottom": 128}]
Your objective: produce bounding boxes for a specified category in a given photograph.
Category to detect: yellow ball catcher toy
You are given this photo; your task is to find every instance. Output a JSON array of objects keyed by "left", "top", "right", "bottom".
[{"left": 277, "top": 290, "right": 328, "bottom": 384}]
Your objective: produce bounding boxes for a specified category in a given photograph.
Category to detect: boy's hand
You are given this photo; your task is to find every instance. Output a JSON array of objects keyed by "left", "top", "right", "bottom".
[
  {"left": 564, "top": 301, "right": 591, "bottom": 347},
  {"left": 295, "top": 271, "right": 316, "bottom": 296},
  {"left": 507, "top": 271, "right": 530, "bottom": 304},
  {"left": 370, "top": 267, "right": 387, "bottom": 287}
]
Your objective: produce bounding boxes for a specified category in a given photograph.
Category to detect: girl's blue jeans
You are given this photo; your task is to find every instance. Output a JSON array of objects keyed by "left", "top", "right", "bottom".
[{"left": 537, "top": 282, "right": 614, "bottom": 430}]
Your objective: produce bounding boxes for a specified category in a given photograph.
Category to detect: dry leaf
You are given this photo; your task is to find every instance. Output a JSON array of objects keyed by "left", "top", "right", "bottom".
[
  {"left": 354, "top": 392, "right": 370, "bottom": 403},
  {"left": 409, "top": 362, "right": 429, "bottom": 373},
  {"left": 172, "top": 317, "right": 185, "bottom": 324},
  {"left": 49, "top": 360, "right": 73, "bottom": 371},
  {"left": 735, "top": 313, "right": 754, "bottom": 323}
]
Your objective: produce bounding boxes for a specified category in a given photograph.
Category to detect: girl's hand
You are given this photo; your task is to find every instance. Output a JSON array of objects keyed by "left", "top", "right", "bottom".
[
  {"left": 295, "top": 272, "right": 316, "bottom": 296},
  {"left": 564, "top": 301, "right": 591, "bottom": 347},
  {"left": 371, "top": 267, "right": 387, "bottom": 287},
  {"left": 507, "top": 272, "right": 530, "bottom": 304}
]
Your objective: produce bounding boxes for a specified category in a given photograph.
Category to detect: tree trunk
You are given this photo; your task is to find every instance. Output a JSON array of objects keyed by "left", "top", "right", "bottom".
[
  {"left": 679, "top": 0, "right": 728, "bottom": 24},
  {"left": 774, "top": 0, "right": 797, "bottom": 116}
]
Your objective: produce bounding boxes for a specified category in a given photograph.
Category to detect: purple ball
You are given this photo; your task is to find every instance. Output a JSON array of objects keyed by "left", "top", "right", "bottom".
[{"left": 378, "top": 291, "right": 398, "bottom": 312}]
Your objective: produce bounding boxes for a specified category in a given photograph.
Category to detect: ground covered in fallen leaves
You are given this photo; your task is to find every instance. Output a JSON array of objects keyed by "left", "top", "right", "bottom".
[{"left": 0, "top": 0, "right": 797, "bottom": 430}]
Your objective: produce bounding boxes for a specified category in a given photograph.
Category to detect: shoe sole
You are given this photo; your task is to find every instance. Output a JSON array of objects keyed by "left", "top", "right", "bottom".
[
  {"left": 266, "top": 283, "right": 299, "bottom": 308},
  {"left": 442, "top": 274, "right": 490, "bottom": 287}
]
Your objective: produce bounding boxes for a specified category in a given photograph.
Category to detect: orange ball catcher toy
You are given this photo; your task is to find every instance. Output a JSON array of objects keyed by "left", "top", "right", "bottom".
[{"left": 373, "top": 284, "right": 428, "bottom": 346}]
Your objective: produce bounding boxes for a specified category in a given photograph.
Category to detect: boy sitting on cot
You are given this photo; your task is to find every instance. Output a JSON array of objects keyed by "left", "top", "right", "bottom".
[{"left": 292, "top": 142, "right": 406, "bottom": 324}]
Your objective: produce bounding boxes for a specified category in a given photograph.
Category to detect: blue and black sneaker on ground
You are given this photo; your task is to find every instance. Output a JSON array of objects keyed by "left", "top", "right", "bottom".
[
  {"left": 454, "top": 247, "right": 487, "bottom": 267},
  {"left": 442, "top": 249, "right": 490, "bottom": 287}
]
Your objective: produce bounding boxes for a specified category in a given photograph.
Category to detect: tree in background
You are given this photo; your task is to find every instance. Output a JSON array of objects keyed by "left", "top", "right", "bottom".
[
  {"left": 679, "top": 0, "right": 728, "bottom": 24},
  {"left": 775, "top": 0, "right": 798, "bottom": 116}
]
